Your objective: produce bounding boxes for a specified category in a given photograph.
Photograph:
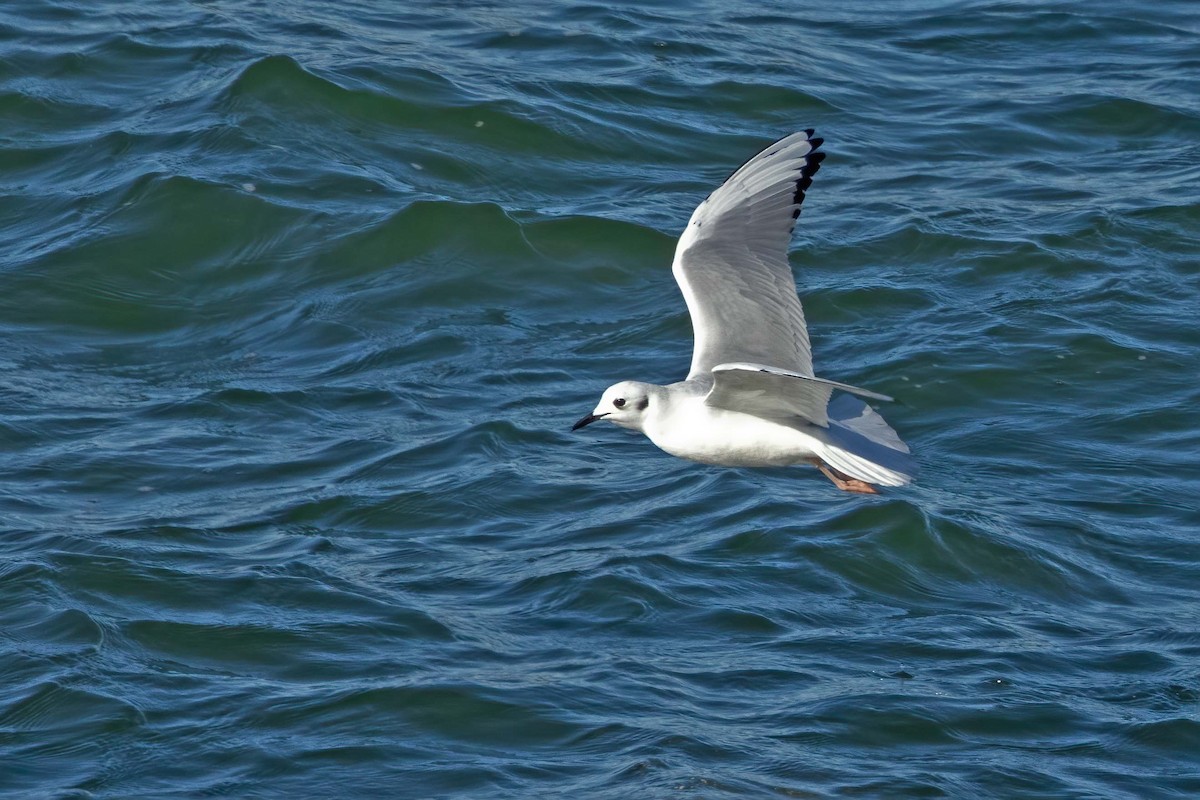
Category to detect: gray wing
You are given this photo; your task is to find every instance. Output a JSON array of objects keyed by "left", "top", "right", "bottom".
[
  {"left": 816, "top": 394, "right": 916, "bottom": 486},
  {"left": 704, "top": 362, "right": 893, "bottom": 427},
  {"left": 672, "top": 131, "right": 825, "bottom": 380}
]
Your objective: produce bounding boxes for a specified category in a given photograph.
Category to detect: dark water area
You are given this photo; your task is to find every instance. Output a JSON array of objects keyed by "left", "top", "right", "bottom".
[{"left": 2, "top": 1, "right": 1199, "bottom": 797}]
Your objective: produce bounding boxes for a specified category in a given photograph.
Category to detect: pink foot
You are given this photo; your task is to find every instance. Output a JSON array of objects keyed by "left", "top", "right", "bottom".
[{"left": 812, "top": 460, "right": 879, "bottom": 494}]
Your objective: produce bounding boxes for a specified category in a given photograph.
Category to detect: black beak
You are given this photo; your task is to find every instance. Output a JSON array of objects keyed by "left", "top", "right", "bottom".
[{"left": 571, "top": 412, "right": 607, "bottom": 431}]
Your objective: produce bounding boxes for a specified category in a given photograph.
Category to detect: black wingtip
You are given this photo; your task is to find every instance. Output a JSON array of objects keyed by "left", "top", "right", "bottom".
[
  {"left": 717, "top": 129, "right": 824, "bottom": 188},
  {"left": 791, "top": 136, "right": 826, "bottom": 210}
]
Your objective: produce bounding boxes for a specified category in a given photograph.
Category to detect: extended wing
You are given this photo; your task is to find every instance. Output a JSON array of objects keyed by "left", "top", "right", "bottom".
[
  {"left": 704, "top": 362, "right": 892, "bottom": 427},
  {"left": 672, "top": 131, "right": 825, "bottom": 380}
]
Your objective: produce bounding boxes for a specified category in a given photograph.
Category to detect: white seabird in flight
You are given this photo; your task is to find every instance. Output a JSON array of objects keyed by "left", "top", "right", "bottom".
[{"left": 572, "top": 130, "right": 915, "bottom": 494}]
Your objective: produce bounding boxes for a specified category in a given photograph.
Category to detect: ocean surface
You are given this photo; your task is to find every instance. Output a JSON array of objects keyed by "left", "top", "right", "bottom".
[{"left": 2, "top": 1, "right": 1199, "bottom": 797}]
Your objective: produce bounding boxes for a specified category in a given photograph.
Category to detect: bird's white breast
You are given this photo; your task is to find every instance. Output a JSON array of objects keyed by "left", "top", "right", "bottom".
[{"left": 642, "top": 396, "right": 821, "bottom": 468}]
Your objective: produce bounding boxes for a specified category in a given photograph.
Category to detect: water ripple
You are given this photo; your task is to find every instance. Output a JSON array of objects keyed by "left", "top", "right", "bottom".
[{"left": 3, "top": 0, "right": 1200, "bottom": 797}]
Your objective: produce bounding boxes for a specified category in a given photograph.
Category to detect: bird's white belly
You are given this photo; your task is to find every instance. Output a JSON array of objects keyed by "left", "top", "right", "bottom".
[{"left": 644, "top": 400, "right": 820, "bottom": 468}]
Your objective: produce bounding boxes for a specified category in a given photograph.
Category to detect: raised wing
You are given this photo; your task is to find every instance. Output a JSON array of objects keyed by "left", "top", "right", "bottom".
[
  {"left": 672, "top": 131, "right": 825, "bottom": 380},
  {"left": 705, "top": 362, "right": 893, "bottom": 427}
]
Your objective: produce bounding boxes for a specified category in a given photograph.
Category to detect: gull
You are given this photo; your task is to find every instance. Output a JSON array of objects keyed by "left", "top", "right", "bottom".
[{"left": 572, "top": 130, "right": 915, "bottom": 493}]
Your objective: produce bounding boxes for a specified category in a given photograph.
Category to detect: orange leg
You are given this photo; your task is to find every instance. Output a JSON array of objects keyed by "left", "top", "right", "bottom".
[{"left": 810, "top": 459, "right": 879, "bottom": 494}]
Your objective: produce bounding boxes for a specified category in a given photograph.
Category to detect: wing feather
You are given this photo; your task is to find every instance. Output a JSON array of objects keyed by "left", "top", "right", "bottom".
[
  {"left": 672, "top": 131, "right": 825, "bottom": 380},
  {"left": 704, "top": 362, "right": 892, "bottom": 428}
]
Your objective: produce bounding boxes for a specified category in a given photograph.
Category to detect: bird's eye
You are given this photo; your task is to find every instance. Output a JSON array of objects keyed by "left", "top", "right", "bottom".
[{"left": 613, "top": 398, "right": 626, "bottom": 408}]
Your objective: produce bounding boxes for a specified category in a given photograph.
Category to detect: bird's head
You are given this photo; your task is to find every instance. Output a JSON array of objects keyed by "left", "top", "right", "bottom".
[{"left": 572, "top": 381, "right": 656, "bottom": 433}]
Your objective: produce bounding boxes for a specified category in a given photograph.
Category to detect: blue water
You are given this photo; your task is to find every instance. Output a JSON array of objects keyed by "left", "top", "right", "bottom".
[{"left": 3, "top": 1, "right": 1199, "bottom": 797}]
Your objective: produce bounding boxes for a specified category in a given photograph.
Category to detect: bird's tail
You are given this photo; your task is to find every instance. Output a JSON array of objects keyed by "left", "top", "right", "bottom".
[{"left": 815, "top": 395, "right": 916, "bottom": 487}]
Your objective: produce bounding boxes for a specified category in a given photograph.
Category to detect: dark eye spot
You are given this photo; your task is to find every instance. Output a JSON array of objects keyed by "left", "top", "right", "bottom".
[{"left": 613, "top": 398, "right": 626, "bottom": 408}]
